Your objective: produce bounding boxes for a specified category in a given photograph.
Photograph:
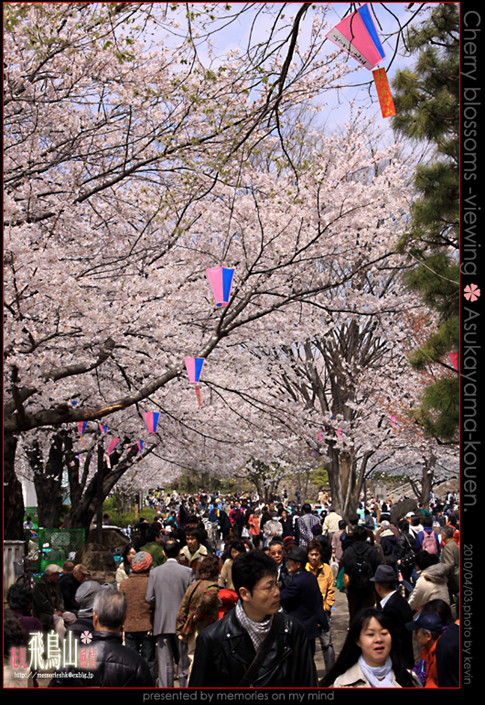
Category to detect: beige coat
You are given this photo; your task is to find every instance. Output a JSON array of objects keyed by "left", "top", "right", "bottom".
[
  {"left": 332, "top": 662, "right": 411, "bottom": 688},
  {"left": 408, "top": 563, "right": 450, "bottom": 611}
]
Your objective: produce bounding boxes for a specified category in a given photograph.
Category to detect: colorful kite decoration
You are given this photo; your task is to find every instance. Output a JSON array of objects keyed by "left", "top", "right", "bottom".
[
  {"left": 372, "top": 67, "right": 396, "bottom": 118},
  {"left": 144, "top": 411, "right": 160, "bottom": 434},
  {"left": 98, "top": 423, "right": 108, "bottom": 435},
  {"left": 326, "top": 4, "right": 386, "bottom": 70},
  {"left": 184, "top": 357, "right": 205, "bottom": 407},
  {"left": 390, "top": 415, "right": 397, "bottom": 432},
  {"left": 205, "top": 266, "right": 235, "bottom": 307},
  {"left": 449, "top": 352, "right": 458, "bottom": 371},
  {"left": 105, "top": 436, "right": 119, "bottom": 468},
  {"left": 335, "top": 429, "right": 342, "bottom": 440}
]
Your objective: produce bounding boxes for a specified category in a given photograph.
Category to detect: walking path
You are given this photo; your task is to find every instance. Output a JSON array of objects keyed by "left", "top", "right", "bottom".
[{"left": 314, "top": 584, "right": 349, "bottom": 681}]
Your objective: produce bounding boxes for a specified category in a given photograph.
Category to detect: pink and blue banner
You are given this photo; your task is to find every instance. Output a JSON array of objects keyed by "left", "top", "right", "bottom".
[
  {"left": 326, "top": 4, "right": 385, "bottom": 70},
  {"left": 205, "top": 266, "right": 235, "bottom": 307}
]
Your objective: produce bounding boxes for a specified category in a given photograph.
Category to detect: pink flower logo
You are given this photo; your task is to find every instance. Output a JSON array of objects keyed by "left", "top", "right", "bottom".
[
  {"left": 81, "top": 631, "right": 93, "bottom": 644},
  {"left": 464, "top": 284, "right": 481, "bottom": 302}
]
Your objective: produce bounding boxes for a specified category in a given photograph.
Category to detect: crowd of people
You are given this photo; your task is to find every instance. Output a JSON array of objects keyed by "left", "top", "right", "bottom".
[{"left": 4, "top": 488, "right": 460, "bottom": 689}]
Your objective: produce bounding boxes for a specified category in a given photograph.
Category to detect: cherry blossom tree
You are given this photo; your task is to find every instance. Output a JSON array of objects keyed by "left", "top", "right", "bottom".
[
  {"left": 4, "top": 3, "right": 430, "bottom": 535},
  {"left": 253, "top": 271, "right": 459, "bottom": 518}
]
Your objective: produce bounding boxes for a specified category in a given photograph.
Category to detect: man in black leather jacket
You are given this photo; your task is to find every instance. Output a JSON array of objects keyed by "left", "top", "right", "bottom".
[
  {"left": 189, "top": 550, "right": 318, "bottom": 687},
  {"left": 49, "top": 587, "right": 154, "bottom": 687}
]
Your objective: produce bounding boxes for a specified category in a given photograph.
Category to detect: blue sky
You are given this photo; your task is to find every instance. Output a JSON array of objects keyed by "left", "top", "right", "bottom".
[{"left": 143, "top": 3, "right": 427, "bottom": 136}]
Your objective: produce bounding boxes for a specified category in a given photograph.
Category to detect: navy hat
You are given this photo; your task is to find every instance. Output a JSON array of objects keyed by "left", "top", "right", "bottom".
[
  {"left": 370, "top": 564, "right": 398, "bottom": 583},
  {"left": 405, "top": 613, "right": 443, "bottom": 632}
]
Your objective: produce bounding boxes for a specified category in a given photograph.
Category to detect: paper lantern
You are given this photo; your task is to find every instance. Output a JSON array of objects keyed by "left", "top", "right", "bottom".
[
  {"left": 184, "top": 357, "right": 205, "bottom": 407},
  {"left": 449, "top": 352, "right": 458, "bottom": 371},
  {"left": 105, "top": 436, "right": 119, "bottom": 468},
  {"left": 184, "top": 357, "right": 205, "bottom": 383},
  {"left": 137, "top": 439, "right": 144, "bottom": 461},
  {"left": 77, "top": 421, "right": 88, "bottom": 445},
  {"left": 144, "top": 411, "right": 160, "bottom": 434},
  {"left": 205, "top": 266, "right": 234, "bottom": 306},
  {"left": 326, "top": 4, "right": 386, "bottom": 70}
]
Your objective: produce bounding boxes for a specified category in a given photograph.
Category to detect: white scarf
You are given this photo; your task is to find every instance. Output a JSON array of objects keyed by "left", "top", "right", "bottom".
[
  {"left": 235, "top": 600, "right": 273, "bottom": 651},
  {"left": 358, "top": 654, "right": 396, "bottom": 688}
]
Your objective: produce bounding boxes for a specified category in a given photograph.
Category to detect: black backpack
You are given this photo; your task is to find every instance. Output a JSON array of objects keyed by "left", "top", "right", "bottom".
[{"left": 347, "top": 546, "right": 374, "bottom": 592}]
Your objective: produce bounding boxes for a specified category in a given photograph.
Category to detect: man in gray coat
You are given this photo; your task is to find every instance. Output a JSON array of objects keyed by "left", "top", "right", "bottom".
[{"left": 146, "top": 538, "right": 194, "bottom": 687}]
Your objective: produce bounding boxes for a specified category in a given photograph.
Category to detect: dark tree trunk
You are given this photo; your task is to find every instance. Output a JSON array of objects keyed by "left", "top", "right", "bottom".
[
  {"left": 28, "top": 434, "right": 65, "bottom": 528},
  {"left": 67, "top": 443, "right": 139, "bottom": 533},
  {"left": 4, "top": 433, "right": 25, "bottom": 540}
]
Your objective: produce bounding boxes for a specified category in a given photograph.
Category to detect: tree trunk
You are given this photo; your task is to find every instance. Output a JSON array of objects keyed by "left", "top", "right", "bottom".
[
  {"left": 68, "top": 444, "right": 138, "bottom": 532},
  {"left": 420, "top": 454, "right": 436, "bottom": 509},
  {"left": 4, "top": 433, "right": 25, "bottom": 540},
  {"left": 326, "top": 446, "right": 365, "bottom": 522},
  {"left": 29, "top": 434, "right": 65, "bottom": 529}
]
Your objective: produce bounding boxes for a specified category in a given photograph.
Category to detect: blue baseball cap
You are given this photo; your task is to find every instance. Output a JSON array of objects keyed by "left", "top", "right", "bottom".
[{"left": 405, "top": 612, "right": 443, "bottom": 632}]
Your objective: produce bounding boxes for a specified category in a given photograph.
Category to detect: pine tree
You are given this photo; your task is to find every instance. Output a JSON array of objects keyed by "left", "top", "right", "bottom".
[{"left": 391, "top": 3, "right": 459, "bottom": 441}]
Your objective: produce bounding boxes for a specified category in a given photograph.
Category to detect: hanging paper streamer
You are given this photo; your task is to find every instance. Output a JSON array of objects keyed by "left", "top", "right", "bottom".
[
  {"left": 390, "top": 415, "right": 397, "bottom": 432},
  {"left": 144, "top": 412, "right": 160, "bottom": 434},
  {"left": 205, "top": 267, "right": 235, "bottom": 307},
  {"left": 336, "top": 429, "right": 342, "bottom": 439},
  {"left": 105, "top": 436, "right": 119, "bottom": 468},
  {"left": 372, "top": 68, "right": 396, "bottom": 118},
  {"left": 99, "top": 423, "right": 108, "bottom": 435},
  {"left": 326, "top": 4, "right": 386, "bottom": 70},
  {"left": 449, "top": 352, "right": 458, "bottom": 371},
  {"left": 184, "top": 357, "right": 205, "bottom": 407},
  {"left": 78, "top": 421, "right": 88, "bottom": 446}
]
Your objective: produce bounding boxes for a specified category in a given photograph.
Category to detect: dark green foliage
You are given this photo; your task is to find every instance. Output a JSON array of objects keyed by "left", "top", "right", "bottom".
[{"left": 392, "top": 3, "right": 459, "bottom": 441}]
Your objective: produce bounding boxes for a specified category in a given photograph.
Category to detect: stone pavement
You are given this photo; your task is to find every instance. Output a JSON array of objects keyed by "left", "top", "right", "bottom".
[{"left": 314, "top": 583, "right": 349, "bottom": 681}]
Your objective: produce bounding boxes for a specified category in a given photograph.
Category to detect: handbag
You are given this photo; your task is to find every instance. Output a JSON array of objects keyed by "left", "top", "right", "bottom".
[
  {"left": 237, "top": 612, "right": 283, "bottom": 687},
  {"left": 399, "top": 534, "right": 416, "bottom": 569}
]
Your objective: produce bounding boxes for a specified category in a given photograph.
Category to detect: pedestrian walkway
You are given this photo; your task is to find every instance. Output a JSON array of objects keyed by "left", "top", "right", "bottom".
[{"left": 314, "top": 584, "right": 348, "bottom": 681}]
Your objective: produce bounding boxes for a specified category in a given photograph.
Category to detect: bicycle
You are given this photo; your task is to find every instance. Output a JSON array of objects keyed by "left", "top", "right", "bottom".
[{"left": 14, "top": 552, "right": 41, "bottom": 587}]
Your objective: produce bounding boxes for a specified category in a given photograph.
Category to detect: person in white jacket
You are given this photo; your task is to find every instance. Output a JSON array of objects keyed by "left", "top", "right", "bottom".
[
  {"left": 407, "top": 552, "right": 451, "bottom": 612},
  {"left": 320, "top": 608, "right": 421, "bottom": 688}
]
